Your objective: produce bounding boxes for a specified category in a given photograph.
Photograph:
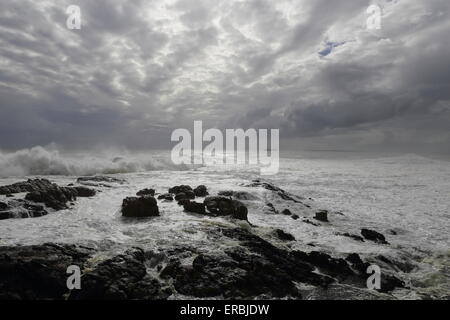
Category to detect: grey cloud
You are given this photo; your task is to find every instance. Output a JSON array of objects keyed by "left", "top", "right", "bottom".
[{"left": 0, "top": 0, "right": 449, "bottom": 153}]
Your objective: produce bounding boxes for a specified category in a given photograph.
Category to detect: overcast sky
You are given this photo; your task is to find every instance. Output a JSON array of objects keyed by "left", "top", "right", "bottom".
[{"left": 0, "top": 0, "right": 449, "bottom": 153}]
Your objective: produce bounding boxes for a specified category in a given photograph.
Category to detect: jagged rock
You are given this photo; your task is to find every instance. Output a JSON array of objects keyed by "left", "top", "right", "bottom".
[
  {"left": 136, "top": 188, "right": 155, "bottom": 197},
  {"left": 246, "top": 180, "right": 302, "bottom": 203},
  {"left": 361, "top": 229, "right": 388, "bottom": 244},
  {"left": 0, "top": 243, "right": 93, "bottom": 300},
  {"left": 25, "top": 186, "right": 78, "bottom": 210},
  {"left": 303, "top": 219, "right": 320, "bottom": 226},
  {"left": 77, "top": 176, "right": 127, "bottom": 184},
  {"left": 274, "top": 229, "right": 295, "bottom": 241},
  {"left": 0, "top": 179, "right": 96, "bottom": 212},
  {"left": 346, "top": 253, "right": 371, "bottom": 274},
  {"left": 74, "top": 187, "right": 96, "bottom": 197},
  {"left": 291, "top": 214, "right": 300, "bottom": 220},
  {"left": 314, "top": 210, "right": 329, "bottom": 222},
  {"left": 193, "top": 185, "right": 209, "bottom": 197},
  {"left": 0, "top": 179, "right": 54, "bottom": 195},
  {"left": 265, "top": 203, "right": 278, "bottom": 214},
  {"left": 160, "top": 228, "right": 335, "bottom": 299},
  {"left": 177, "top": 199, "right": 191, "bottom": 207},
  {"left": 122, "top": 196, "right": 159, "bottom": 218},
  {"left": 183, "top": 201, "right": 206, "bottom": 214},
  {"left": 376, "top": 255, "right": 415, "bottom": 273},
  {"left": 282, "top": 209, "right": 292, "bottom": 216},
  {"left": 298, "top": 251, "right": 355, "bottom": 279},
  {"left": 69, "top": 248, "right": 170, "bottom": 300},
  {"left": 175, "top": 190, "right": 195, "bottom": 201},
  {"left": 204, "top": 197, "right": 248, "bottom": 220},
  {"left": 0, "top": 200, "right": 48, "bottom": 220},
  {"left": 157, "top": 193, "right": 174, "bottom": 201},
  {"left": 218, "top": 190, "right": 258, "bottom": 200},
  {"left": 169, "top": 185, "right": 193, "bottom": 194},
  {"left": 339, "top": 233, "right": 365, "bottom": 242},
  {"left": 379, "top": 274, "right": 405, "bottom": 293}
]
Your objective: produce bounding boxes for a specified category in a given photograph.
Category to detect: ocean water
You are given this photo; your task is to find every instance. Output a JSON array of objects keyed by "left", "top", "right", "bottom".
[{"left": 0, "top": 148, "right": 449, "bottom": 299}]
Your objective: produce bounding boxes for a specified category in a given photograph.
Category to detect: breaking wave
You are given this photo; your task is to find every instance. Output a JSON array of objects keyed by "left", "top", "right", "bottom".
[{"left": 0, "top": 146, "right": 194, "bottom": 177}]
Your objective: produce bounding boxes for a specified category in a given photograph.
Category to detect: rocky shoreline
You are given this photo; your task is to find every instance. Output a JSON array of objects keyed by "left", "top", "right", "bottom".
[{"left": 0, "top": 177, "right": 409, "bottom": 300}]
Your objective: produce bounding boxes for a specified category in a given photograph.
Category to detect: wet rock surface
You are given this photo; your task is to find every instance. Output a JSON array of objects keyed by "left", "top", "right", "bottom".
[
  {"left": 246, "top": 180, "right": 303, "bottom": 203},
  {"left": 183, "top": 201, "right": 206, "bottom": 214},
  {"left": 0, "top": 180, "right": 409, "bottom": 300},
  {"left": 274, "top": 229, "right": 296, "bottom": 241},
  {"left": 0, "top": 179, "right": 55, "bottom": 195},
  {"left": 0, "top": 225, "right": 406, "bottom": 300},
  {"left": 76, "top": 176, "right": 126, "bottom": 187},
  {"left": 361, "top": 229, "right": 389, "bottom": 244},
  {"left": 314, "top": 210, "right": 329, "bottom": 222},
  {"left": 69, "top": 248, "right": 170, "bottom": 300},
  {"left": 0, "top": 243, "right": 93, "bottom": 299},
  {"left": 193, "top": 185, "right": 208, "bottom": 197},
  {"left": 169, "top": 185, "right": 193, "bottom": 195},
  {"left": 122, "top": 196, "right": 160, "bottom": 218},
  {"left": 157, "top": 193, "right": 174, "bottom": 201},
  {"left": 204, "top": 196, "right": 248, "bottom": 220},
  {"left": 136, "top": 188, "right": 155, "bottom": 197},
  {"left": 0, "top": 179, "right": 97, "bottom": 219},
  {"left": 25, "top": 187, "right": 78, "bottom": 210}
]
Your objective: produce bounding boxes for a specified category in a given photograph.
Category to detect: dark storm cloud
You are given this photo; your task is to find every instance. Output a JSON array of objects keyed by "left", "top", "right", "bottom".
[{"left": 0, "top": 0, "right": 449, "bottom": 152}]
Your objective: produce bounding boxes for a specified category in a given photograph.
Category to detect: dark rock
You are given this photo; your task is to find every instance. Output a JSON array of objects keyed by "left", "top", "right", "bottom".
[
  {"left": 246, "top": 180, "right": 302, "bottom": 203},
  {"left": 274, "top": 229, "right": 295, "bottom": 241},
  {"left": 314, "top": 210, "right": 329, "bottom": 222},
  {"left": 77, "top": 176, "right": 126, "bottom": 187},
  {"left": 183, "top": 201, "right": 206, "bottom": 214},
  {"left": 193, "top": 185, "right": 208, "bottom": 197},
  {"left": 0, "top": 211, "right": 13, "bottom": 220},
  {"left": 174, "top": 193, "right": 185, "bottom": 201},
  {"left": 304, "top": 251, "right": 354, "bottom": 279},
  {"left": 0, "top": 243, "right": 93, "bottom": 300},
  {"left": 265, "top": 203, "right": 278, "bottom": 214},
  {"left": 5, "top": 194, "right": 14, "bottom": 198},
  {"left": 379, "top": 274, "right": 405, "bottom": 293},
  {"left": 69, "top": 248, "right": 170, "bottom": 300},
  {"left": 161, "top": 227, "right": 334, "bottom": 299},
  {"left": 204, "top": 197, "right": 248, "bottom": 220},
  {"left": 169, "top": 185, "right": 193, "bottom": 194},
  {"left": 177, "top": 199, "right": 191, "bottom": 207},
  {"left": 376, "top": 255, "right": 415, "bottom": 273},
  {"left": 136, "top": 188, "right": 155, "bottom": 197},
  {"left": 282, "top": 209, "right": 292, "bottom": 216},
  {"left": 0, "top": 200, "right": 48, "bottom": 220},
  {"left": 361, "top": 229, "right": 388, "bottom": 244},
  {"left": 25, "top": 186, "right": 78, "bottom": 210},
  {"left": 74, "top": 186, "right": 96, "bottom": 197},
  {"left": 346, "top": 253, "right": 371, "bottom": 274},
  {"left": 122, "top": 196, "right": 159, "bottom": 218},
  {"left": 0, "top": 179, "right": 96, "bottom": 212},
  {"left": 0, "top": 202, "right": 7, "bottom": 210},
  {"left": 157, "top": 193, "right": 174, "bottom": 201},
  {"left": 291, "top": 214, "right": 300, "bottom": 220},
  {"left": 218, "top": 190, "right": 258, "bottom": 200},
  {"left": 302, "top": 219, "right": 320, "bottom": 226},
  {"left": 0, "top": 179, "right": 54, "bottom": 195},
  {"left": 339, "top": 233, "right": 365, "bottom": 242}
]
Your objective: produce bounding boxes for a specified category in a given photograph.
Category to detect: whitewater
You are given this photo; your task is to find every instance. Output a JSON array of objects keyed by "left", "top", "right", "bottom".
[{"left": 0, "top": 146, "right": 449, "bottom": 299}]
